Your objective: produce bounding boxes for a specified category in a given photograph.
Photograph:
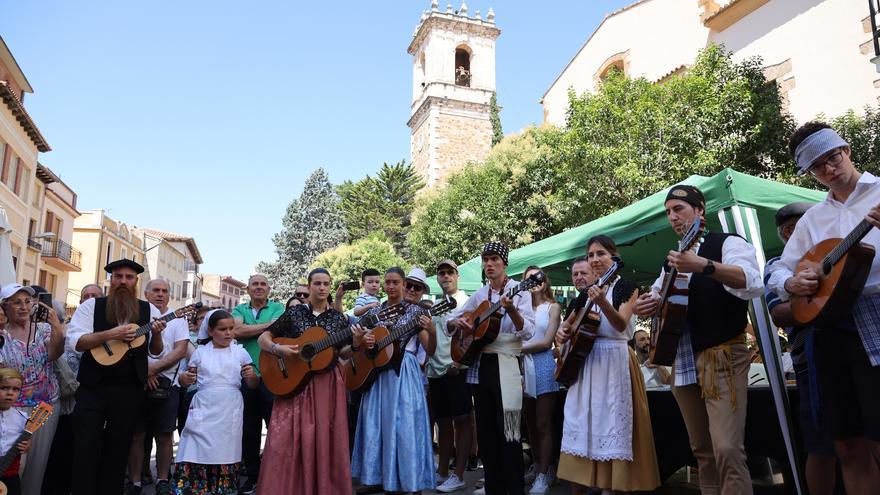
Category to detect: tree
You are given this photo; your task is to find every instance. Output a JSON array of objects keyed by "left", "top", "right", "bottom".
[
  {"left": 409, "top": 45, "right": 797, "bottom": 266},
  {"left": 310, "top": 236, "right": 408, "bottom": 310},
  {"left": 490, "top": 92, "right": 504, "bottom": 147},
  {"left": 337, "top": 160, "right": 424, "bottom": 257},
  {"left": 257, "top": 168, "right": 346, "bottom": 300}
]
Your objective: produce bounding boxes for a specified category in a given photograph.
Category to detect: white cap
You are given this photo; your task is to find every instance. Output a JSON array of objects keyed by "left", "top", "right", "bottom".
[
  {"left": 0, "top": 284, "right": 35, "bottom": 302},
  {"left": 405, "top": 267, "right": 429, "bottom": 290}
]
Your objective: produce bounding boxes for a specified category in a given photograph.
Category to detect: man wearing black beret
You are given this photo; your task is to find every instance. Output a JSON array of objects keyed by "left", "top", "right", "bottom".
[{"left": 66, "top": 259, "right": 167, "bottom": 495}]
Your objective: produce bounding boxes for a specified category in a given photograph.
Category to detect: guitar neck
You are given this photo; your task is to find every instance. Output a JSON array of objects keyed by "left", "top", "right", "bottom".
[
  {"left": 377, "top": 319, "right": 420, "bottom": 350},
  {"left": 478, "top": 285, "right": 519, "bottom": 322},
  {"left": 655, "top": 267, "right": 680, "bottom": 314},
  {"left": 310, "top": 326, "right": 354, "bottom": 354},
  {"left": 0, "top": 430, "right": 30, "bottom": 474},
  {"left": 133, "top": 311, "right": 179, "bottom": 338},
  {"left": 827, "top": 220, "right": 875, "bottom": 266}
]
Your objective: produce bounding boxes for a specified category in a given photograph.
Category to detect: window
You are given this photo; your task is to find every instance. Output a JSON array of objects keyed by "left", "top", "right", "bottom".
[
  {"left": 105, "top": 241, "right": 114, "bottom": 279},
  {"left": 454, "top": 47, "right": 471, "bottom": 87},
  {"left": 0, "top": 142, "right": 7, "bottom": 183},
  {"left": 38, "top": 270, "right": 48, "bottom": 289},
  {"left": 182, "top": 281, "right": 190, "bottom": 299},
  {"left": 7, "top": 156, "right": 18, "bottom": 192},
  {"left": 121, "top": 247, "right": 127, "bottom": 261},
  {"left": 28, "top": 219, "right": 37, "bottom": 239},
  {"left": 19, "top": 164, "right": 29, "bottom": 201}
]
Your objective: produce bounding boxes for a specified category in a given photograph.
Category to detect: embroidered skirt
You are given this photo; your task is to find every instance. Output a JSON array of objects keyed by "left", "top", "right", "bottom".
[
  {"left": 557, "top": 346, "right": 660, "bottom": 491},
  {"left": 351, "top": 352, "right": 435, "bottom": 492},
  {"left": 256, "top": 364, "right": 352, "bottom": 495},
  {"left": 172, "top": 462, "right": 238, "bottom": 495}
]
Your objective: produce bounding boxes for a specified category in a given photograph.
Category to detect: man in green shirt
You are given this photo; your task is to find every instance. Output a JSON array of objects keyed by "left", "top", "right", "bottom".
[{"left": 231, "top": 274, "right": 285, "bottom": 494}]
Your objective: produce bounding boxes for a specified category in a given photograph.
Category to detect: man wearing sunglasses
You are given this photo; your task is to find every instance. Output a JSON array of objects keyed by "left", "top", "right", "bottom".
[
  {"left": 767, "top": 122, "right": 880, "bottom": 495},
  {"left": 294, "top": 284, "right": 310, "bottom": 303}
]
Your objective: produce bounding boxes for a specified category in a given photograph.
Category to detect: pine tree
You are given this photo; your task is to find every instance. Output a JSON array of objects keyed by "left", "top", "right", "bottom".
[
  {"left": 338, "top": 160, "right": 424, "bottom": 257},
  {"left": 257, "top": 168, "right": 346, "bottom": 300},
  {"left": 489, "top": 92, "right": 504, "bottom": 147}
]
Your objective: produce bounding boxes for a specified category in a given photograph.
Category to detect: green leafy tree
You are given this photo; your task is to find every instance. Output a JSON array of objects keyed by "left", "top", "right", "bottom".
[
  {"left": 338, "top": 160, "right": 424, "bottom": 257},
  {"left": 490, "top": 92, "right": 504, "bottom": 147},
  {"left": 257, "top": 168, "right": 346, "bottom": 300},
  {"left": 828, "top": 106, "right": 880, "bottom": 173},
  {"left": 310, "top": 236, "right": 408, "bottom": 310}
]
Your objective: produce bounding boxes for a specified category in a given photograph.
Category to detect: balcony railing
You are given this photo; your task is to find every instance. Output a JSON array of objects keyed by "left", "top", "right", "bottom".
[
  {"left": 41, "top": 238, "right": 82, "bottom": 270},
  {"left": 26, "top": 238, "right": 42, "bottom": 250},
  {"left": 870, "top": 0, "right": 880, "bottom": 58},
  {"left": 184, "top": 260, "right": 199, "bottom": 273}
]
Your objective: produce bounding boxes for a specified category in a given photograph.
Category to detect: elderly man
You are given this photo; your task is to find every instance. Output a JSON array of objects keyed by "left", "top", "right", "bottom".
[
  {"left": 231, "top": 274, "right": 285, "bottom": 494},
  {"left": 126, "top": 279, "right": 190, "bottom": 495},
  {"left": 66, "top": 259, "right": 166, "bottom": 495}
]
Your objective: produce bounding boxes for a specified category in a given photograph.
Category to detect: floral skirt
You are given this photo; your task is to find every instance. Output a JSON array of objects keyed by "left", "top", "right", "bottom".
[{"left": 172, "top": 462, "right": 239, "bottom": 495}]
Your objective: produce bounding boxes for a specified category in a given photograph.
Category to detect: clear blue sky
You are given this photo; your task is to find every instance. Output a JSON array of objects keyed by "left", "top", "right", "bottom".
[{"left": 1, "top": 0, "right": 632, "bottom": 282}]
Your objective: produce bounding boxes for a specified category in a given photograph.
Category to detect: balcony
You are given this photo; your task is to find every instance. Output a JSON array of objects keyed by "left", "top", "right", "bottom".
[
  {"left": 26, "top": 238, "right": 42, "bottom": 251},
  {"left": 184, "top": 260, "right": 199, "bottom": 273},
  {"left": 870, "top": 1, "right": 880, "bottom": 70},
  {"left": 40, "top": 238, "right": 82, "bottom": 271}
]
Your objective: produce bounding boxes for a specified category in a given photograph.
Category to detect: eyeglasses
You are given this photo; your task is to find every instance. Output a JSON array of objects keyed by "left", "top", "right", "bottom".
[
  {"left": 437, "top": 269, "right": 456, "bottom": 277},
  {"left": 294, "top": 292, "right": 309, "bottom": 298},
  {"left": 807, "top": 149, "right": 845, "bottom": 176},
  {"left": 404, "top": 282, "right": 425, "bottom": 292}
]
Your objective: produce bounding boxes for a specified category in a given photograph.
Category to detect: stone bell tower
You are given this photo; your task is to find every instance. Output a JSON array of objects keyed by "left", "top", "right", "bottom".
[{"left": 407, "top": 1, "right": 501, "bottom": 189}]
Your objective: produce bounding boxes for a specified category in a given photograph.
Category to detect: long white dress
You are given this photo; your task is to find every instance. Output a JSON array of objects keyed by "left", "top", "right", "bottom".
[{"left": 176, "top": 342, "right": 251, "bottom": 465}]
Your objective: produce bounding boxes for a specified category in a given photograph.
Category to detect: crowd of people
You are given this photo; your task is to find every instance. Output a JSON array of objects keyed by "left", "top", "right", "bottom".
[{"left": 0, "top": 121, "right": 877, "bottom": 495}]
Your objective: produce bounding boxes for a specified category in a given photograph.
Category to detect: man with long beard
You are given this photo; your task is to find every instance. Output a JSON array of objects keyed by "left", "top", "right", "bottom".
[{"left": 66, "top": 259, "right": 167, "bottom": 495}]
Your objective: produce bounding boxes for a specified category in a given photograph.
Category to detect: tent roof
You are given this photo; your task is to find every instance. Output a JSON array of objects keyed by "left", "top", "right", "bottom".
[{"left": 427, "top": 168, "right": 826, "bottom": 293}]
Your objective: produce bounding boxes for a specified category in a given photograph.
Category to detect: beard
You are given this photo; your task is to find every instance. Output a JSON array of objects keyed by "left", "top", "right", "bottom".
[{"left": 106, "top": 284, "right": 140, "bottom": 325}]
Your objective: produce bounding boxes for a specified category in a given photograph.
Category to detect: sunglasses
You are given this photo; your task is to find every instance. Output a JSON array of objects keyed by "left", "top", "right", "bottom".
[
  {"left": 294, "top": 292, "right": 309, "bottom": 298},
  {"left": 404, "top": 282, "right": 425, "bottom": 292}
]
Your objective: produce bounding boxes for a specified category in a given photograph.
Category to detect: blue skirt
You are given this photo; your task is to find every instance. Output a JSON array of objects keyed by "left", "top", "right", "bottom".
[{"left": 351, "top": 352, "right": 436, "bottom": 491}]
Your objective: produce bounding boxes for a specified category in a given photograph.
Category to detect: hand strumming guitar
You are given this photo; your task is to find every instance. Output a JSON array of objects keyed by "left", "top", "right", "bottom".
[{"left": 633, "top": 293, "right": 659, "bottom": 317}]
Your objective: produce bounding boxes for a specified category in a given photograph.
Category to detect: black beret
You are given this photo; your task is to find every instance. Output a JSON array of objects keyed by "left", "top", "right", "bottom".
[
  {"left": 104, "top": 258, "right": 145, "bottom": 274},
  {"left": 774, "top": 202, "right": 815, "bottom": 227},
  {"left": 665, "top": 185, "right": 705, "bottom": 209}
]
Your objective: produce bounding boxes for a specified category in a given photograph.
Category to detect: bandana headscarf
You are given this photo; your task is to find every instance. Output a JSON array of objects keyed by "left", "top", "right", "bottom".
[
  {"left": 482, "top": 241, "right": 509, "bottom": 265},
  {"left": 197, "top": 309, "right": 221, "bottom": 341},
  {"left": 665, "top": 185, "right": 705, "bottom": 209},
  {"left": 794, "top": 128, "right": 849, "bottom": 176}
]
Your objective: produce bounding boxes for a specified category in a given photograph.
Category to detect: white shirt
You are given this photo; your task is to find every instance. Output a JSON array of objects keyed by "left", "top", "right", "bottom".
[
  {"left": 457, "top": 280, "right": 536, "bottom": 341},
  {"left": 149, "top": 309, "right": 190, "bottom": 381},
  {"left": 650, "top": 235, "right": 764, "bottom": 300},
  {"left": 66, "top": 297, "right": 163, "bottom": 356},
  {"left": 768, "top": 172, "right": 880, "bottom": 300},
  {"left": 0, "top": 408, "right": 27, "bottom": 457}
]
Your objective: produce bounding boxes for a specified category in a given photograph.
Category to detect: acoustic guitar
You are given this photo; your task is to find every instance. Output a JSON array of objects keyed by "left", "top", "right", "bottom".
[
  {"left": 344, "top": 297, "right": 458, "bottom": 393},
  {"left": 555, "top": 258, "right": 624, "bottom": 386},
  {"left": 648, "top": 218, "right": 704, "bottom": 366},
  {"left": 260, "top": 304, "right": 405, "bottom": 397},
  {"left": 0, "top": 402, "right": 53, "bottom": 495},
  {"left": 791, "top": 219, "right": 877, "bottom": 324},
  {"left": 450, "top": 273, "right": 545, "bottom": 366},
  {"left": 90, "top": 303, "right": 203, "bottom": 367}
]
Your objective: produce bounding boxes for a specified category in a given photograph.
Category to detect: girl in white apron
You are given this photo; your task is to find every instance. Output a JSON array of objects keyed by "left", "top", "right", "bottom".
[{"left": 173, "top": 310, "right": 258, "bottom": 495}]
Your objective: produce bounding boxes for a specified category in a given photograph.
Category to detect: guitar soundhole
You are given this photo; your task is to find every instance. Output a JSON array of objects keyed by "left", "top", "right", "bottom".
[{"left": 300, "top": 344, "right": 316, "bottom": 361}]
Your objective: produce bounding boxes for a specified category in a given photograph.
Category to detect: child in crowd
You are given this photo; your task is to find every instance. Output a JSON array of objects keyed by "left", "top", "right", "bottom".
[
  {"left": 352, "top": 268, "right": 382, "bottom": 317},
  {"left": 0, "top": 368, "right": 32, "bottom": 495},
  {"left": 173, "top": 310, "right": 258, "bottom": 495}
]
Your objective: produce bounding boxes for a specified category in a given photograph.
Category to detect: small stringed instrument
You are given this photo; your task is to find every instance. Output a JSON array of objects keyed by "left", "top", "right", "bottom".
[
  {"left": 345, "top": 298, "right": 458, "bottom": 393},
  {"left": 450, "top": 273, "right": 545, "bottom": 366},
  {"left": 555, "top": 258, "right": 624, "bottom": 386},
  {"left": 90, "top": 303, "right": 203, "bottom": 367},
  {"left": 0, "top": 402, "right": 53, "bottom": 495},
  {"left": 649, "top": 218, "right": 704, "bottom": 366},
  {"left": 260, "top": 304, "right": 406, "bottom": 397},
  {"left": 791, "top": 219, "right": 877, "bottom": 324}
]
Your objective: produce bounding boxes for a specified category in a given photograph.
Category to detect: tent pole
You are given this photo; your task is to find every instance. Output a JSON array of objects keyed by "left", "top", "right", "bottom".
[{"left": 720, "top": 205, "right": 804, "bottom": 495}]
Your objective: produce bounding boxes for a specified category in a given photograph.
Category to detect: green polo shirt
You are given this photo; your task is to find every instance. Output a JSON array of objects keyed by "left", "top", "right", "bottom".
[{"left": 232, "top": 301, "right": 286, "bottom": 375}]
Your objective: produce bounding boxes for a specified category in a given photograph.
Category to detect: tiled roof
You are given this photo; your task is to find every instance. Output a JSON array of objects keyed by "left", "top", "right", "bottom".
[
  {"left": 0, "top": 80, "right": 50, "bottom": 152},
  {"left": 137, "top": 227, "right": 203, "bottom": 264}
]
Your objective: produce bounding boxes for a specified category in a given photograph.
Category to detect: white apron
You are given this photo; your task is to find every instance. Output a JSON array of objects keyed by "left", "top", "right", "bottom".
[{"left": 175, "top": 343, "right": 250, "bottom": 465}]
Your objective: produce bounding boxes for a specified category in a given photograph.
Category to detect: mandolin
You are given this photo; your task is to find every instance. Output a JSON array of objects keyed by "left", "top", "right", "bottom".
[
  {"left": 791, "top": 219, "right": 876, "bottom": 325},
  {"left": 450, "top": 272, "right": 545, "bottom": 366},
  {"left": 0, "top": 402, "right": 53, "bottom": 495},
  {"left": 344, "top": 297, "right": 458, "bottom": 393},
  {"left": 648, "top": 218, "right": 704, "bottom": 366},
  {"left": 555, "top": 258, "right": 623, "bottom": 386},
  {"left": 260, "top": 304, "right": 405, "bottom": 398},
  {"left": 90, "top": 303, "right": 203, "bottom": 367}
]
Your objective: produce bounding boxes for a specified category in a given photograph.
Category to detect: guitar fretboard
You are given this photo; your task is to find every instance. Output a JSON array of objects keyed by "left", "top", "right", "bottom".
[
  {"left": 0, "top": 430, "right": 30, "bottom": 473},
  {"left": 824, "top": 220, "right": 874, "bottom": 271}
]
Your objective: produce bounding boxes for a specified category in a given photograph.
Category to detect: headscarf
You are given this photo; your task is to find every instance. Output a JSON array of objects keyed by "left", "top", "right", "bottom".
[{"left": 197, "top": 309, "right": 222, "bottom": 341}]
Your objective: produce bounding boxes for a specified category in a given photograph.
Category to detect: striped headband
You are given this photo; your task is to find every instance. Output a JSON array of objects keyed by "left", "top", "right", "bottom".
[{"left": 795, "top": 128, "right": 849, "bottom": 176}]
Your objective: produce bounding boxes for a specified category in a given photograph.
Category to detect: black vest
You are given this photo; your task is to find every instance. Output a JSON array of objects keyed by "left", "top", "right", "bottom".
[
  {"left": 664, "top": 232, "right": 750, "bottom": 352},
  {"left": 77, "top": 297, "right": 152, "bottom": 387},
  {"left": 685, "top": 232, "right": 750, "bottom": 352}
]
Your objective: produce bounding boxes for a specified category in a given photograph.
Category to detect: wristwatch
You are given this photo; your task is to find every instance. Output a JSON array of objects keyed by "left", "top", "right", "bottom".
[{"left": 702, "top": 260, "right": 716, "bottom": 276}]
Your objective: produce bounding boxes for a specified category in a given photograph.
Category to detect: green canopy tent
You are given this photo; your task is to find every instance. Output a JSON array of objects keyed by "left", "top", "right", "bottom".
[{"left": 427, "top": 168, "right": 825, "bottom": 494}]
